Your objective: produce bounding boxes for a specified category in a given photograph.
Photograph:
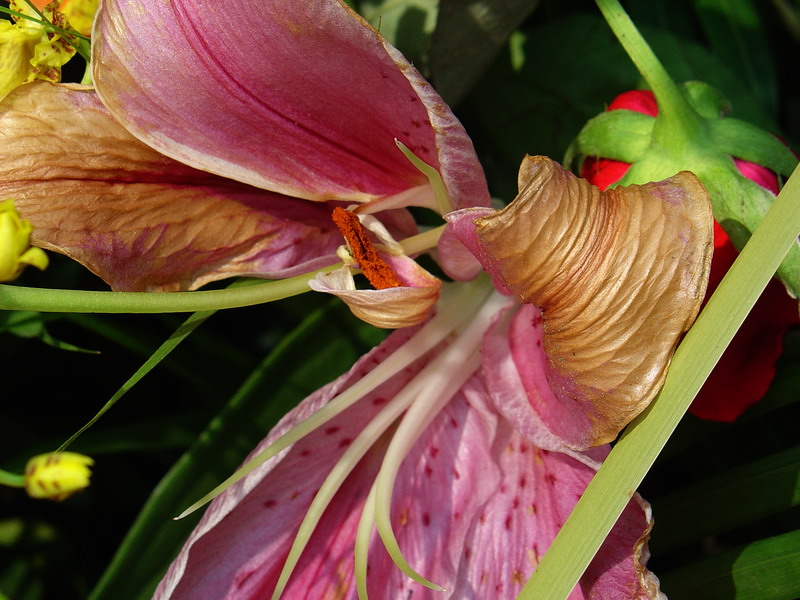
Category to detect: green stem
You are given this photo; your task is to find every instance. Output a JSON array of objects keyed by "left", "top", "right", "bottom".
[
  {"left": 595, "top": 0, "right": 704, "bottom": 150},
  {"left": 0, "top": 265, "right": 339, "bottom": 314},
  {"left": 0, "top": 469, "right": 25, "bottom": 489},
  {"left": 516, "top": 163, "right": 800, "bottom": 598}
]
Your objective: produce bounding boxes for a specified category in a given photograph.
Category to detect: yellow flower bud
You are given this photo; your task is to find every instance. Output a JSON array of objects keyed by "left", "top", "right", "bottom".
[
  {"left": 24, "top": 452, "right": 94, "bottom": 501},
  {"left": 0, "top": 198, "right": 48, "bottom": 281}
]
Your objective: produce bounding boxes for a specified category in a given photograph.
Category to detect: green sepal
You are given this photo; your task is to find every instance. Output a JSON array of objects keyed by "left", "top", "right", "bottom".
[
  {"left": 709, "top": 117, "right": 798, "bottom": 176},
  {"left": 680, "top": 80, "right": 731, "bottom": 119},
  {"left": 574, "top": 109, "right": 654, "bottom": 163}
]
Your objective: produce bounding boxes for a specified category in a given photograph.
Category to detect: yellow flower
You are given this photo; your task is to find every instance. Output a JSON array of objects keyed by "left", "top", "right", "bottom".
[
  {"left": 24, "top": 452, "right": 94, "bottom": 501},
  {"left": 0, "top": 198, "right": 49, "bottom": 281},
  {"left": 0, "top": 0, "right": 79, "bottom": 100}
]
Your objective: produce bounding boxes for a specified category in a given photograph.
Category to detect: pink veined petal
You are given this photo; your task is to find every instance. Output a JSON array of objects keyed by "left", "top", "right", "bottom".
[
  {"left": 364, "top": 376, "right": 501, "bottom": 599},
  {"left": 441, "top": 208, "right": 514, "bottom": 292},
  {"left": 0, "top": 83, "right": 344, "bottom": 291},
  {"left": 93, "top": 0, "right": 490, "bottom": 210},
  {"left": 155, "top": 327, "right": 424, "bottom": 600},
  {"left": 481, "top": 302, "right": 602, "bottom": 460},
  {"left": 449, "top": 402, "right": 662, "bottom": 600}
]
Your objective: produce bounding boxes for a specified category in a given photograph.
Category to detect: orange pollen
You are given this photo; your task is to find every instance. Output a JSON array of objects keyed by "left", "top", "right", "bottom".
[{"left": 331, "top": 207, "right": 404, "bottom": 290}]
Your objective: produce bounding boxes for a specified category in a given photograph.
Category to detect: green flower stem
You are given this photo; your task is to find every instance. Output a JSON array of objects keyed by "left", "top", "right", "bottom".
[
  {"left": 0, "top": 469, "right": 25, "bottom": 489},
  {"left": 0, "top": 265, "right": 340, "bottom": 314},
  {"left": 516, "top": 162, "right": 800, "bottom": 599},
  {"left": 595, "top": 0, "right": 705, "bottom": 153}
]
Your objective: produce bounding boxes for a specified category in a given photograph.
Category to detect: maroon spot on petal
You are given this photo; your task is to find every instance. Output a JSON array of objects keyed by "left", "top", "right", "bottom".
[
  {"left": 546, "top": 473, "right": 557, "bottom": 484},
  {"left": 450, "top": 417, "right": 459, "bottom": 428},
  {"left": 464, "top": 546, "right": 472, "bottom": 559},
  {"left": 290, "top": 491, "right": 301, "bottom": 500},
  {"left": 499, "top": 483, "right": 507, "bottom": 494},
  {"left": 452, "top": 468, "right": 461, "bottom": 480},
  {"left": 505, "top": 515, "right": 512, "bottom": 530},
  {"left": 519, "top": 475, "right": 527, "bottom": 489},
  {"left": 422, "top": 513, "right": 431, "bottom": 526},
  {"left": 512, "top": 496, "right": 520, "bottom": 509},
  {"left": 430, "top": 446, "right": 440, "bottom": 458},
  {"left": 454, "top": 511, "right": 462, "bottom": 521},
  {"left": 372, "top": 397, "right": 388, "bottom": 406},
  {"left": 531, "top": 502, "right": 537, "bottom": 514},
  {"left": 495, "top": 583, "right": 504, "bottom": 593},
  {"left": 479, "top": 513, "right": 487, "bottom": 525},
  {"left": 300, "top": 449, "right": 311, "bottom": 457},
  {"left": 263, "top": 499, "right": 276, "bottom": 509},
  {"left": 536, "top": 339, "right": 542, "bottom": 348},
  {"left": 519, "top": 443, "right": 529, "bottom": 453},
  {"left": 325, "top": 426, "right": 340, "bottom": 435},
  {"left": 424, "top": 465, "right": 433, "bottom": 478},
  {"left": 338, "top": 437, "right": 353, "bottom": 448}
]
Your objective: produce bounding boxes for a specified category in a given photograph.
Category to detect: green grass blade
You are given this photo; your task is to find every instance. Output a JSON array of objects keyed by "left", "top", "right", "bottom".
[
  {"left": 658, "top": 528, "right": 800, "bottom": 600},
  {"left": 87, "top": 301, "right": 384, "bottom": 600},
  {"left": 57, "top": 309, "right": 215, "bottom": 451},
  {"left": 515, "top": 164, "right": 800, "bottom": 599}
]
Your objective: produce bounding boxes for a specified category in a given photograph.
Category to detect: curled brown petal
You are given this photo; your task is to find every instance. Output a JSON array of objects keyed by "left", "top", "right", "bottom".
[{"left": 475, "top": 156, "right": 713, "bottom": 446}]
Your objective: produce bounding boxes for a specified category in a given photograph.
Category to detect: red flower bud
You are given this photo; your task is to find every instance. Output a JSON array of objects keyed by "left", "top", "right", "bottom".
[{"left": 582, "top": 90, "right": 799, "bottom": 422}]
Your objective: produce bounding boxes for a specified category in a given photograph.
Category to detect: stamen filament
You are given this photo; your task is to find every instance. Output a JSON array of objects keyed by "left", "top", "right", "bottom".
[
  {"left": 355, "top": 483, "right": 378, "bottom": 600},
  {"left": 395, "top": 140, "right": 454, "bottom": 215},
  {"left": 176, "top": 277, "right": 494, "bottom": 519},
  {"left": 373, "top": 291, "right": 508, "bottom": 589},
  {"left": 271, "top": 376, "right": 428, "bottom": 600},
  {"left": 0, "top": 266, "right": 339, "bottom": 314}
]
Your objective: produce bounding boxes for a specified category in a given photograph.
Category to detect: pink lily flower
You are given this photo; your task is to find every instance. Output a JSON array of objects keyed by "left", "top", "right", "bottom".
[
  {"left": 1, "top": 1, "right": 713, "bottom": 597},
  {"left": 155, "top": 157, "right": 712, "bottom": 600},
  {"left": 0, "top": 0, "right": 488, "bottom": 292}
]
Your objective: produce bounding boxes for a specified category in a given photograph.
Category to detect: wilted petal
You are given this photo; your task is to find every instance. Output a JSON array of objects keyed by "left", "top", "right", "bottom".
[
  {"left": 309, "top": 252, "right": 441, "bottom": 329},
  {"left": 0, "top": 83, "right": 344, "bottom": 291},
  {"left": 93, "top": 0, "right": 490, "bottom": 210},
  {"left": 457, "top": 156, "right": 712, "bottom": 447}
]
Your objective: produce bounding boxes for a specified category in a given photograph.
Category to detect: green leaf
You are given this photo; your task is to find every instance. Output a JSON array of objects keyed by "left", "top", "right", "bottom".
[
  {"left": 0, "top": 310, "right": 97, "bottom": 353},
  {"left": 87, "top": 300, "right": 385, "bottom": 600},
  {"left": 658, "top": 528, "right": 800, "bottom": 600},
  {"left": 429, "top": 0, "right": 541, "bottom": 106},
  {"left": 359, "top": 0, "right": 438, "bottom": 74},
  {"left": 651, "top": 445, "right": 800, "bottom": 554},
  {"left": 694, "top": 0, "right": 778, "bottom": 115}
]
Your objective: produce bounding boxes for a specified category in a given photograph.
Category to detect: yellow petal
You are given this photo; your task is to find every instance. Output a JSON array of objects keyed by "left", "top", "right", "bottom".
[{"left": 475, "top": 156, "right": 713, "bottom": 446}]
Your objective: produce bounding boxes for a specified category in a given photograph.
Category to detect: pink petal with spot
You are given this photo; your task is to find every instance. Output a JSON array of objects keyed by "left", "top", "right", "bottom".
[
  {"left": 0, "top": 83, "right": 345, "bottom": 291},
  {"left": 155, "top": 327, "right": 425, "bottom": 599},
  {"left": 93, "top": 0, "right": 490, "bottom": 210},
  {"left": 451, "top": 390, "right": 662, "bottom": 599}
]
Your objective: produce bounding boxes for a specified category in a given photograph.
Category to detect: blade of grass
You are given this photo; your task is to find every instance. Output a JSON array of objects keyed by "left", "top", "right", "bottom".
[{"left": 515, "top": 161, "right": 800, "bottom": 598}]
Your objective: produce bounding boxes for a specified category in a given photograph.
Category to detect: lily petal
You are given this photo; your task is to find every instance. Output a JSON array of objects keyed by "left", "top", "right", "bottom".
[
  {"left": 155, "top": 328, "right": 425, "bottom": 599},
  {"left": 452, "top": 156, "right": 712, "bottom": 447},
  {"left": 449, "top": 395, "right": 661, "bottom": 599},
  {"left": 0, "top": 83, "right": 344, "bottom": 291},
  {"left": 93, "top": 0, "right": 490, "bottom": 210},
  {"left": 309, "top": 252, "right": 441, "bottom": 329}
]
